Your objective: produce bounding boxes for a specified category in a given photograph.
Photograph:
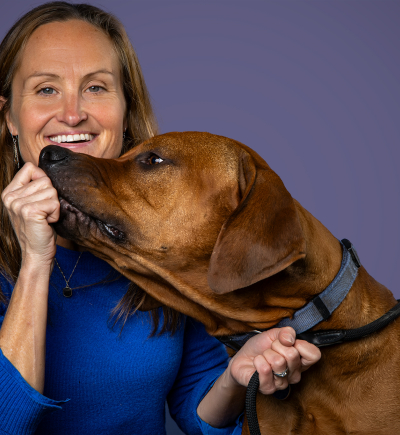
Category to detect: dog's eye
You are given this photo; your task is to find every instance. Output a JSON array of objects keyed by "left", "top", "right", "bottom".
[
  {"left": 137, "top": 152, "right": 167, "bottom": 168},
  {"left": 147, "top": 155, "right": 164, "bottom": 165}
]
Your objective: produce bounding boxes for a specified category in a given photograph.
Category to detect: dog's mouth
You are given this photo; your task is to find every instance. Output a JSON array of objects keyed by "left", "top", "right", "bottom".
[{"left": 58, "top": 196, "right": 126, "bottom": 243}]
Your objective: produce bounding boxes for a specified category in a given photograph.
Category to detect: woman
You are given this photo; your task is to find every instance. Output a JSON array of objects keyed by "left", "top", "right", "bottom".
[{"left": 0, "top": 2, "right": 321, "bottom": 434}]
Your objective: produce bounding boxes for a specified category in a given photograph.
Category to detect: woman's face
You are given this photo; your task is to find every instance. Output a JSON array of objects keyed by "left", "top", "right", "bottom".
[{"left": 5, "top": 19, "right": 127, "bottom": 164}]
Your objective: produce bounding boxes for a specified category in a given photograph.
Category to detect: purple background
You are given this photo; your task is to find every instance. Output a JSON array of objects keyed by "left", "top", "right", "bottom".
[{"left": 2, "top": 1, "right": 400, "bottom": 434}]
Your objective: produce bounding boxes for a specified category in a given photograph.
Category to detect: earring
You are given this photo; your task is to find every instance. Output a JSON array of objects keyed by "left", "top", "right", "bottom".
[
  {"left": 123, "top": 131, "right": 126, "bottom": 140},
  {"left": 12, "top": 135, "right": 20, "bottom": 169}
]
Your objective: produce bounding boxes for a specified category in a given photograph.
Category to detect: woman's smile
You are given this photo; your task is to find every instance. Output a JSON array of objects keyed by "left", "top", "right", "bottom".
[{"left": 47, "top": 132, "right": 97, "bottom": 148}]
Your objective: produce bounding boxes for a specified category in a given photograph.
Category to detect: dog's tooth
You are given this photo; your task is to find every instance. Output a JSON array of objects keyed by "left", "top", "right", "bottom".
[
  {"left": 67, "top": 135, "right": 73, "bottom": 142},
  {"left": 73, "top": 134, "right": 80, "bottom": 141},
  {"left": 62, "top": 135, "right": 67, "bottom": 142}
]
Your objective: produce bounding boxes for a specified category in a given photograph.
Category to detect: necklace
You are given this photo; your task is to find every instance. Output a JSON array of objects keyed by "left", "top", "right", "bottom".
[{"left": 54, "top": 252, "right": 83, "bottom": 298}]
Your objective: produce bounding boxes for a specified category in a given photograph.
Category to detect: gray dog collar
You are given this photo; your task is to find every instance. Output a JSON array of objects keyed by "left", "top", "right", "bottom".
[
  {"left": 276, "top": 239, "right": 359, "bottom": 334},
  {"left": 217, "top": 239, "right": 360, "bottom": 351}
]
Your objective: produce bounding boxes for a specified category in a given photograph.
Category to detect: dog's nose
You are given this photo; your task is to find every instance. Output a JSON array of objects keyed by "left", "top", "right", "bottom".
[{"left": 39, "top": 145, "right": 73, "bottom": 170}]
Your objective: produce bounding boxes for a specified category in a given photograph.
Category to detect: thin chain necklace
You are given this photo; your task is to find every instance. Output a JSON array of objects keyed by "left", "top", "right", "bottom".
[{"left": 54, "top": 252, "right": 83, "bottom": 298}]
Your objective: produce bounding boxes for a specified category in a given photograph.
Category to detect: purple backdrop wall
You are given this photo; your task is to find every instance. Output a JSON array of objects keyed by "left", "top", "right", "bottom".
[{"left": 1, "top": 1, "right": 400, "bottom": 434}]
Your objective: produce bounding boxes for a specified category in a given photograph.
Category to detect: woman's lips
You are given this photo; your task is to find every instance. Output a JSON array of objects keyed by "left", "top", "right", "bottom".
[{"left": 47, "top": 133, "right": 96, "bottom": 148}]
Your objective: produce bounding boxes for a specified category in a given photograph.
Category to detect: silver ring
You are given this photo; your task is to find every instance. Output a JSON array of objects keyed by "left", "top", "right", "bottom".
[{"left": 273, "top": 367, "right": 289, "bottom": 378}]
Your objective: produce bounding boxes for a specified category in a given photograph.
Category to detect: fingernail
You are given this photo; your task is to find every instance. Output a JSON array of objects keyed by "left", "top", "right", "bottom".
[{"left": 283, "top": 333, "right": 294, "bottom": 344}]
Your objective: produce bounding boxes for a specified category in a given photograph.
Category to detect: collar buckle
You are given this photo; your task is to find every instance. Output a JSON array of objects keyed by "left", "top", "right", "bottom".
[{"left": 341, "top": 238, "right": 361, "bottom": 268}]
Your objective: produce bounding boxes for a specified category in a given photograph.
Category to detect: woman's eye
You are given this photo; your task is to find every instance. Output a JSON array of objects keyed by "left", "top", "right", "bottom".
[
  {"left": 147, "top": 155, "right": 164, "bottom": 165},
  {"left": 87, "top": 86, "right": 103, "bottom": 93},
  {"left": 39, "top": 87, "right": 56, "bottom": 95}
]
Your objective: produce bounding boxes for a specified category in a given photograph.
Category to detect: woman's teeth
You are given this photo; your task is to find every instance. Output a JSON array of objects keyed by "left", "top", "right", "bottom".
[{"left": 49, "top": 133, "right": 94, "bottom": 143}]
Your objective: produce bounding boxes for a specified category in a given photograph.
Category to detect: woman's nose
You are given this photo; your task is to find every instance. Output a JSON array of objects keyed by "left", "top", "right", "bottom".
[{"left": 56, "top": 93, "right": 88, "bottom": 126}]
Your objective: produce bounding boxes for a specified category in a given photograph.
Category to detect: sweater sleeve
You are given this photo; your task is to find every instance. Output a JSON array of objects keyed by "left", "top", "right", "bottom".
[
  {"left": 0, "top": 274, "right": 67, "bottom": 435},
  {"left": 167, "top": 317, "right": 244, "bottom": 435}
]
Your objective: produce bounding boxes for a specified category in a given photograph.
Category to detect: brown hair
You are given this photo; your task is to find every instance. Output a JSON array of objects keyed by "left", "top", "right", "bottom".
[{"left": 0, "top": 2, "right": 180, "bottom": 334}]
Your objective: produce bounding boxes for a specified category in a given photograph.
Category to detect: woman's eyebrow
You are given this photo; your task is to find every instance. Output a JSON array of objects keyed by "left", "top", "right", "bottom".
[
  {"left": 83, "top": 69, "right": 116, "bottom": 80},
  {"left": 26, "top": 72, "right": 59, "bottom": 80}
]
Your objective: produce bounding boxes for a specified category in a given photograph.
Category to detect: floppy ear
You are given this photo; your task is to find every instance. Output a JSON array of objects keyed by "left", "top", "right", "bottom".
[{"left": 207, "top": 144, "right": 306, "bottom": 294}]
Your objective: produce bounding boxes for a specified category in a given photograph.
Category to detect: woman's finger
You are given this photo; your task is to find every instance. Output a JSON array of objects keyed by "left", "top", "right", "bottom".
[
  {"left": 254, "top": 349, "right": 290, "bottom": 394},
  {"left": 294, "top": 340, "right": 322, "bottom": 371},
  {"left": 2, "top": 162, "right": 48, "bottom": 194},
  {"left": 271, "top": 339, "right": 302, "bottom": 384},
  {"left": 18, "top": 197, "right": 60, "bottom": 224},
  {"left": 276, "top": 327, "right": 297, "bottom": 347},
  {"left": 2, "top": 177, "right": 55, "bottom": 208},
  {"left": 10, "top": 192, "right": 60, "bottom": 226},
  {"left": 253, "top": 354, "right": 276, "bottom": 395},
  {"left": 238, "top": 327, "right": 296, "bottom": 360}
]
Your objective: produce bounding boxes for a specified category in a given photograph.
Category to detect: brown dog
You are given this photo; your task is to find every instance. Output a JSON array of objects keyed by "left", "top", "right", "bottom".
[{"left": 39, "top": 132, "right": 400, "bottom": 434}]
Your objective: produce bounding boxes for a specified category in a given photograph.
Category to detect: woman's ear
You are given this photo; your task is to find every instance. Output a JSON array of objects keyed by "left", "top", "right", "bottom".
[
  {"left": 1, "top": 100, "right": 18, "bottom": 136},
  {"left": 0, "top": 97, "right": 17, "bottom": 134},
  {"left": 0, "top": 96, "right": 6, "bottom": 111}
]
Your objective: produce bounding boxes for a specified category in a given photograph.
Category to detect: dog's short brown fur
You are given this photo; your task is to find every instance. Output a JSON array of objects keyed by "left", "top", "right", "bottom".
[{"left": 40, "top": 132, "right": 400, "bottom": 434}]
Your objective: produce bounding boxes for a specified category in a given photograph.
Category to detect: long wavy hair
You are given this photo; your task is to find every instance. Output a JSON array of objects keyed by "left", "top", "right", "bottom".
[{"left": 0, "top": 2, "right": 180, "bottom": 334}]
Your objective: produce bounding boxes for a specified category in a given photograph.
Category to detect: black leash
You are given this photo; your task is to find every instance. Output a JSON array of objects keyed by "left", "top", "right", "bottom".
[
  {"left": 245, "top": 299, "right": 400, "bottom": 435},
  {"left": 246, "top": 371, "right": 262, "bottom": 435},
  {"left": 297, "top": 299, "right": 400, "bottom": 346}
]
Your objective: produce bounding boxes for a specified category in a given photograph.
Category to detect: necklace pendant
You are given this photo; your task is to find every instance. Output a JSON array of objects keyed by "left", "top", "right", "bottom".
[{"left": 63, "top": 286, "right": 73, "bottom": 298}]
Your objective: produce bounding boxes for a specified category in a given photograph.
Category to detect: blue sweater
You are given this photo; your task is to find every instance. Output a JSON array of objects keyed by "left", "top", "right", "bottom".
[{"left": 0, "top": 246, "right": 243, "bottom": 435}]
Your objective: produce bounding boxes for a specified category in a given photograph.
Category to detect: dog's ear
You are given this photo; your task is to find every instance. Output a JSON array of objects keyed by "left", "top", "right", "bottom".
[{"left": 207, "top": 145, "right": 306, "bottom": 294}]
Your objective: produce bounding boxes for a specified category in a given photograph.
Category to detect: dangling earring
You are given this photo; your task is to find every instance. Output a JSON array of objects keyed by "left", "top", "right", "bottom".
[
  {"left": 123, "top": 130, "right": 126, "bottom": 140},
  {"left": 12, "top": 135, "right": 20, "bottom": 169}
]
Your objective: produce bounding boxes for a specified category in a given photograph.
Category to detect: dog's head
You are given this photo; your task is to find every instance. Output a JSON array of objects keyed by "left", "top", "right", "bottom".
[{"left": 39, "top": 132, "right": 306, "bottom": 333}]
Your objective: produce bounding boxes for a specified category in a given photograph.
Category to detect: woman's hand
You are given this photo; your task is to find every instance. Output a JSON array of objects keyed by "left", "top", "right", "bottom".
[
  {"left": 1, "top": 162, "right": 60, "bottom": 267},
  {"left": 227, "top": 326, "right": 321, "bottom": 394},
  {"left": 197, "top": 327, "right": 321, "bottom": 428}
]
